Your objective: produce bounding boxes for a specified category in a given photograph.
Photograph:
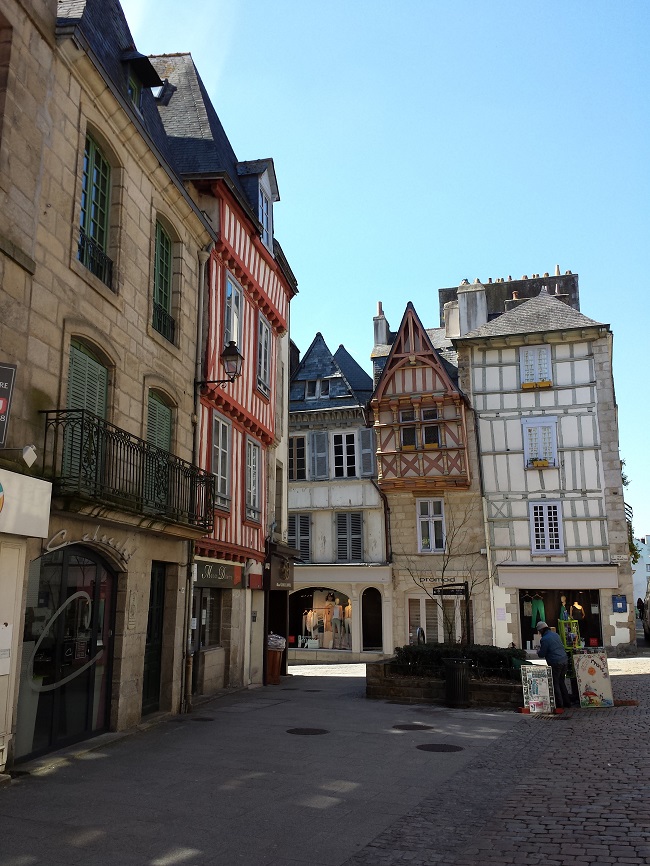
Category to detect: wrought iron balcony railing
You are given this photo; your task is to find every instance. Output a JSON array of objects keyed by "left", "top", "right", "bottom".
[
  {"left": 152, "top": 302, "right": 176, "bottom": 344},
  {"left": 78, "top": 229, "right": 114, "bottom": 290},
  {"left": 42, "top": 410, "right": 214, "bottom": 531}
]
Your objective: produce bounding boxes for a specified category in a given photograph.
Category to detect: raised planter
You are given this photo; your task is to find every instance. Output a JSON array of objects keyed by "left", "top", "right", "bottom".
[{"left": 366, "top": 659, "right": 523, "bottom": 709}]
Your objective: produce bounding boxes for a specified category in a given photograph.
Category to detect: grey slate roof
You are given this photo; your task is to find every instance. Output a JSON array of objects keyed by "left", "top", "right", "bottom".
[
  {"left": 455, "top": 287, "right": 607, "bottom": 340},
  {"left": 290, "top": 334, "right": 372, "bottom": 412},
  {"left": 56, "top": 1, "right": 170, "bottom": 161}
]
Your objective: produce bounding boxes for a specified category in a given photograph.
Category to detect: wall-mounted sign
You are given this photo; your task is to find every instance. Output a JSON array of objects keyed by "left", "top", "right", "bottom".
[
  {"left": 0, "top": 363, "right": 17, "bottom": 447},
  {"left": 0, "top": 468, "right": 52, "bottom": 538},
  {"left": 612, "top": 594, "right": 627, "bottom": 613},
  {"left": 269, "top": 556, "right": 294, "bottom": 591},
  {"left": 195, "top": 560, "right": 242, "bottom": 589},
  {"left": 610, "top": 554, "right": 629, "bottom": 563}
]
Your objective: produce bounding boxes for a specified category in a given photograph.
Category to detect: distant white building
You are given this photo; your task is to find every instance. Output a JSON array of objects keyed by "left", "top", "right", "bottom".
[{"left": 633, "top": 536, "right": 650, "bottom": 605}]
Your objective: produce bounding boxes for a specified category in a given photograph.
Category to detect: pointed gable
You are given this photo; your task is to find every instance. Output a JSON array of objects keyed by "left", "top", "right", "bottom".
[
  {"left": 374, "top": 303, "right": 460, "bottom": 402},
  {"left": 290, "top": 334, "right": 371, "bottom": 412}
]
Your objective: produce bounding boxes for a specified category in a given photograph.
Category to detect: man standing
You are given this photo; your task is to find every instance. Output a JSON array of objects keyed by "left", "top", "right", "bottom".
[{"left": 536, "top": 621, "right": 572, "bottom": 709}]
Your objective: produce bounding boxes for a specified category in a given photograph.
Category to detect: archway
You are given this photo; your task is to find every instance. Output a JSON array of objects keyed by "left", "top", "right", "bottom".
[{"left": 361, "top": 587, "right": 383, "bottom": 651}]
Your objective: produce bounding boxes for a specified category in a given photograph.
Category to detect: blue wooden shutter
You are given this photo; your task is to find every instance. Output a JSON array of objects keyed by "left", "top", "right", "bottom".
[
  {"left": 310, "top": 431, "right": 328, "bottom": 479},
  {"left": 359, "top": 428, "right": 374, "bottom": 476}
]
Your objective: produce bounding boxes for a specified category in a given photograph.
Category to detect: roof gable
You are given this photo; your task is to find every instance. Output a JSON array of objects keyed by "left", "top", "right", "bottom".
[{"left": 290, "top": 333, "right": 372, "bottom": 411}]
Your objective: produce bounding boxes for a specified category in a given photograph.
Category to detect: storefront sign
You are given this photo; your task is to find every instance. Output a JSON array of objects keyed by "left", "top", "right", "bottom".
[
  {"left": 521, "top": 664, "right": 556, "bottom": 714},
  {"left": 270, "top": 556, "right": 293, "bottom": 591},
  {"left": 573, "top": 652, "right": 614, "bottom": 708},
  {"left": 45, "top": 524, "right": 134, "bottom": 563},
  {"left": 0, "top": 468, "right": 52, "bottom": 538},
  {"left": 0, "top": 363, "right": 17, "bottom": 446},
  {"left": 195, "top": 560, "right": 241, "bottom": 588}
]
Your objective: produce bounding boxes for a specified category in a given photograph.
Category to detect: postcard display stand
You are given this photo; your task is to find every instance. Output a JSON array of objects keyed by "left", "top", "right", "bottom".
[
  {"left": 521, "top": 665, "right": 556, "bottom": 714},
  {"left": 573, "top": 652, "right": 614, "bottom": 708}
]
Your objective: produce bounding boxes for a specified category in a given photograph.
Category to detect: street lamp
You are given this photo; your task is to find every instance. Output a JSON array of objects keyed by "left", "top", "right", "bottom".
[{"left": 196, "top": 341, "right": 244, "bottom": 388}]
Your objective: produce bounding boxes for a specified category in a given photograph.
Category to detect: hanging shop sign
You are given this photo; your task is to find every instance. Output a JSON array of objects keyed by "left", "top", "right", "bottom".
[
  {"left": 269, "top": 556, "right": 293, "bottom": 591},
  {"left": 195, "top": 560, "right": 242, "bottom": 589},
  {"left": 0, "top": 363, "right": 17, "bottom": 447},
  {"left": 573, "top": 652, "right": 614, "bottom": 708},
  {"left": 521, "top": 664, "right": 556, "bottom": 714}
]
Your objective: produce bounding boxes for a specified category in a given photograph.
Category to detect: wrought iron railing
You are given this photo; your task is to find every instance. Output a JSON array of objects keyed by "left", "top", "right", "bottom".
[
  {"left": 152, "top": 302, "right": 176, "bottom": 344},
  {"left": 42, "top": 410, "right": 214, "bottom": 531},
  {"left": 78, "top": 229, "right": 114, "bottom": 290}
]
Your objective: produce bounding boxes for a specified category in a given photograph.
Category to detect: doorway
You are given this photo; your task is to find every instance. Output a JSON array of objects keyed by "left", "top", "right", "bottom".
[
  {"left": 142, "top": 562, "right": 166, "bottom": 714},
  {"left": 15, "top": 545, "right": 116, "bottom": 760},
  {"left": 361, "top": 587, "right": 383, "bottom": 651}
]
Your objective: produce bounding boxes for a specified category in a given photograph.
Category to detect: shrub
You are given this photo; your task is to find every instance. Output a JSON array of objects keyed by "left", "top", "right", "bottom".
[{"left": 392, "top": 643, "right": 528, "bottom": 681}]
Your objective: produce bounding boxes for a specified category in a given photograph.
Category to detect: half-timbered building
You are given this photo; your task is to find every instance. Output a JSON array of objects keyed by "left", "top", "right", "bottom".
[
  {"left": 151, "top": 53, "right": 298, "bottom": 692},
  {"left": 370, "top": 303, "right": 492, "bottom": 648}
]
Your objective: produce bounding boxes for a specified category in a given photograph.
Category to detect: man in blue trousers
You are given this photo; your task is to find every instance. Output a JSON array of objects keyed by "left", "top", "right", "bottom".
[{"left": 536, "top": 621, "right": 573, "bottom": 709}]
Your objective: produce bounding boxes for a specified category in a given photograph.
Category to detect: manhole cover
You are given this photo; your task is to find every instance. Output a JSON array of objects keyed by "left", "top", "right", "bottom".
[
  {"left": 416, "top": 743, "right": 464, "bottom": 752},
  {"left": 286, "top": 728, "right": 329, "bottom": 736},
  {"left": 190, "top": 717, "right": 215, "bottom": 722},
  {"left": 393, "top": 724, "right": 434, "bottom": 731}
]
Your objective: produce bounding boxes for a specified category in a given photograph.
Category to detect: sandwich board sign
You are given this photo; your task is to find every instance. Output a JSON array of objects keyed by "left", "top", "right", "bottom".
[{"left": 521, "top": 664, "right": 556, "bottom": 713}]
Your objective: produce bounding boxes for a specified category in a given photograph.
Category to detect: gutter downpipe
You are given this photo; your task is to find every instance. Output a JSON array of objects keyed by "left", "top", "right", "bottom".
[{"left": 181, "top": 243, "right": 213, "bottom": 715}]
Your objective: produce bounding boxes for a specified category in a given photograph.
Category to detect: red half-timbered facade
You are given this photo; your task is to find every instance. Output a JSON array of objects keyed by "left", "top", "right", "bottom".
[{"left": 370, "top": 303, "right": 471, "bottom": 491}]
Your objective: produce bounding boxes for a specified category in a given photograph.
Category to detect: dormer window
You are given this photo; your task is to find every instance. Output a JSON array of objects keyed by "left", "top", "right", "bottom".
[
  {"left": 127, "top": 74, "right": 142, "bottom": 112},
  {"left": 305, "top": 378, "right": 329, "bottom": 400},
  {"left": 259, "top": 187, "right": 271, "bottom": 247}
]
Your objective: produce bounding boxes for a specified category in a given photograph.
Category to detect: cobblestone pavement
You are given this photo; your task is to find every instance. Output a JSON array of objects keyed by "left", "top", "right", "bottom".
[{"left": 343, "top": 655, "right": 650, "bottom": 866}]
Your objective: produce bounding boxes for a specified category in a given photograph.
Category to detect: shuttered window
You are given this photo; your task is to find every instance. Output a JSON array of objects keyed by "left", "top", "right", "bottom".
[
  {"left": 147, "top": 392, "right": 172, "bottom": 451},
  {"left": 288, "top": 513, "right": 310, "bottom": 561},
  {"left": 336, "top": 512, "right": 363, "bottom": 562},
  {"left": 359, "top": 428, "right": 375, "bottom": 476},
  {"left": 146, "top": 391, "right": 172, "bottom": 510},
  {"left": 212, "top": 413, "right": 231, "bottom": 509},
  {"left": 310, "top": 431, "right": 328, "bottom": 479},
  {"left": 67, "top": 342, "right": 108, "bottom": 417},
  {"left": 80, "top": 136, "right": 111, "bottom": 252}
]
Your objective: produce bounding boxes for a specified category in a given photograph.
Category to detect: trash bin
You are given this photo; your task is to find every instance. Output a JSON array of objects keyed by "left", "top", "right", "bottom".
[
  {"left": 443, "top": 658, "right": 470, "bottom": 708},
  {"left": 266, "top": 633, "right": 286, "bottom": 686}
]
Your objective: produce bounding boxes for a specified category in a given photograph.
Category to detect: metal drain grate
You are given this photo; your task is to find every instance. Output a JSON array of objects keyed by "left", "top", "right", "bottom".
[
  {"left": 304, "top": 689, "right": 322, "bottom": 693},
  {"left": 416, "top": 743, "right": 464, "bottom": 752},
  {"left": 286, "top": 728, "right": 329, "bottom": 736},
  {"left": 393, "top": 724, "right": 434, "bottom": 731},
  {"left": 190, "top": 717, "right": 215, "bottom": 722}
]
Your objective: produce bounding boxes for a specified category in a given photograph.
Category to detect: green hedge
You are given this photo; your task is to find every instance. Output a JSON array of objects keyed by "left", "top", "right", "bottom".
[{"left": 392, "top": 643, "right": 528, "bottom": 681}]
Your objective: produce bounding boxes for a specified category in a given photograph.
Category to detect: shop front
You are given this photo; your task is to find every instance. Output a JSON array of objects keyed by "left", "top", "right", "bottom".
[{"left": 287, "top": 564, "right": 393, "bottom": 662}]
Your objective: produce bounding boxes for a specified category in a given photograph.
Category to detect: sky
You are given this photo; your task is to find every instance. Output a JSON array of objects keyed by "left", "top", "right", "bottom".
[{"left": 120, "top": 0, "right": 650, "bottom": 537}]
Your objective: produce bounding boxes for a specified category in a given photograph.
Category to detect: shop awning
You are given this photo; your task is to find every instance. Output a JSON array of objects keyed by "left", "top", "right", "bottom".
[{"left": 497, "top": 563, "right": 620, "bottom": 589}]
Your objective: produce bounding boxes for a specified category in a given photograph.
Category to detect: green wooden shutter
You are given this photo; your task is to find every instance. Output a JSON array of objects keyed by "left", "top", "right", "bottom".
[
  {"left": 147, "top": 392, "right": 172, "bottom": 451},
  {"left": 67, "top": 343, "right": 107, "bottom": 417},
  {"left": 146, "top": 392, "right": 172, "bottom": 512},
  {"left": 64, "top": 343, "right": 108, "bottom": 485}
]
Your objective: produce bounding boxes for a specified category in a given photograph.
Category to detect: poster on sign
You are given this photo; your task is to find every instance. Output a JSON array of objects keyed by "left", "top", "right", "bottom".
[
  {"left": 521, "top": 664, "right": 556, "bottom": 713},
  {"left": 573, "top": 652, "right": 614, "bottom": 708}
]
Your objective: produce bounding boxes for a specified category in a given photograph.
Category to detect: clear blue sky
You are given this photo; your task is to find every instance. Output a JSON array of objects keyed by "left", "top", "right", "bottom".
[{"left": 121, "top": 0, "right": 650, "bottom": 538}]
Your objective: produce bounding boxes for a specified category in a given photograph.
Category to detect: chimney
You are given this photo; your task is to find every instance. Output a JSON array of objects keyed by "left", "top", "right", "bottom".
[
  {"left": 444, "top": 300, "right": 460, "bottom": 338},
  {"left": 457, "top": 279, "right": 488, "bottom": 336},
  {"left": 374, "top": 301, "right": 390, "bottom": 346}
]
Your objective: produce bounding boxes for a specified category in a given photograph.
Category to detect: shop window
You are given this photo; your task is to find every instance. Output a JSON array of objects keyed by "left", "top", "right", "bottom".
[
  {"left": 529, "top": 500, "right": 564, "bottom": 554},
  {"left": 192, "top": 587, "right": 222, "bottom": 649}
]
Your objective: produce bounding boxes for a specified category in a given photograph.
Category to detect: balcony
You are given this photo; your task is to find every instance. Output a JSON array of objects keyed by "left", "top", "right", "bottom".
[
  {"left": 42, "top": 410, "right": 214, "bottom": 531},
  {"left": 78, "top": 229, "right": 114, "bottom": 290},
  {"left": 152, "top": 302, "right": 176, "bottom": 344}
]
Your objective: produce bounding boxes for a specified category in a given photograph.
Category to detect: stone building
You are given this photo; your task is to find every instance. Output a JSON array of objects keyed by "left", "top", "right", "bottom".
[
  {"left": 0, "top": 0, "right": 217, "bottom": 766},
  {"left": 287, "top": 333, "right": 392, "bottom": 661}
]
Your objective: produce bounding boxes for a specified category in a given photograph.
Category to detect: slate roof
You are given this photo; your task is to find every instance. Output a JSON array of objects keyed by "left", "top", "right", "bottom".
[
  {"left": 290, "top": 333, "right": 373, "bottom": 412},
  {"left": 372, "top": 327, "right": 459, "bottom": 385},
  {"left": 56, "top": 0, "right": 171, "bottom": 161},
  {"left": 455, "top": 287, "right": 607, "bottom": 340},
  {"left": 149, "top": 53, "right": 258, "bottom": 220}
]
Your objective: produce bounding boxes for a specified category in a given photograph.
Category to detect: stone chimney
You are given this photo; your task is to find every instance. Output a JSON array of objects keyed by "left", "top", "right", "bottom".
[
  {"left": 374, "top": 301, "right": 390, "bottom": 346},
  {"left": 444, "top": 300, "right": 460, "bottom": 338},
  {"left": 458, "top": 279, "right": 488, "bottom": 336}
]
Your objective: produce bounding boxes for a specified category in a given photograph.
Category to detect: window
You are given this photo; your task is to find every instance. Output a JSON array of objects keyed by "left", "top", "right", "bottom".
[
  {"left": 288, "top": 513, "right": 310, "bottom": 561},
  {"left": 400, "top": 409, "right": 416, "bottom": 448},
  {"left": 153, "top": 221, "right": 175, "bottom": 343},
  {"left": 245, "top": 439, "right": 261, "bottom": 521},
  {"left": 520, "top": 346, "right": 552, "bottom": 388},
  {"left": 310, "top": 431, "right": 329, "bottom": 479},
  {"left": 127, "top": 75, "right": 142, "bottom": 111},
  {"left": 259, "top": 187, "right": 271, "bottom": 247},
  {"left": 305, "top": 379, "right": 329, "bottom": 400},
  {"left": 64, "top": 341, "right": 108, "bottom": 480},
  {"left": 646, "top": 564, "right": 650, "bottom": 572},
  {"left": 146, "top": 391, "right": 172, "bottom": 509},
  {"left": 192, "top": 588, "right": 222, "bottom": 649},
  {"left": 79, "top": 135, "right": 113, "bottom": 288},
  {"left": 359, "top": 428, "right": 375, "bottom": 476},
  {"left": 529, "top": 501, "right": 564, "bottom": 554},
  {"left": 336, "top": 512, "right": 363, "bottom": 562},
  {"left": 333, "top": 432, "right": 356, "bottom": 478},
  {"left": 522, "top": 417, "right": 557, "bottom": 467},
  {"left": 212, "top": 413, "right": 231, "bottom": 509},
  {"left": 257, "top": 315, "right": 271, "bottom": 395},
  {"left": 289, "top": 435, "right": 306, "bottom": 481},
  {"left": 417, "top": 499, "right": 445, "bottom": 553},
  {"left": 422, "top": 408, "right": 440, "bottom": 448},
  {"left": 224, "top": 275, "right": 242, "bottom": 348}
]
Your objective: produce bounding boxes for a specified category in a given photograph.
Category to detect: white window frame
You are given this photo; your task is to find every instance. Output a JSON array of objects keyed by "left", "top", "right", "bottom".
[
  {"left": 288, "top": 513, "right": 310, "bottom": 561},
  {"left": 224, "top": 273, "right": 242, "bottom": 349},
  {"left": 310, "top": 431, "right": 329, "bottom": 479},
  {"left": 288, "top": 435, "right": 307, "bottom": 481},
  {"left": 259, "top": 186, "right": 271, "bottom": 247},
  {"left": 305, "top": 378, "right": 329, "bottom": 400},
  {"left": 519, "top": 345, "right": 552, "bottom": 387},
  {"left": 257, "top": 314, "right": 271, "bottom": 396},
  {"left": 245, "top": 438, "right": 262, "bottom": 522},
  {"left": 529, "top": 500, "right": 564, "bottom": 555},
  {"left": 522, "top": 417, "right": 558, "bottom": 468},
  {"left": 332, "top": 431, "right": 357, "bottom": 478},
  {"left": 417, "top": 498, "right": 445, "bottom": 553},
  {"left": 211, "top": 412, "right": 231, "bottom": 510},
  {"left": 399, "top": 409, "right": 417, "bottom": 449}
]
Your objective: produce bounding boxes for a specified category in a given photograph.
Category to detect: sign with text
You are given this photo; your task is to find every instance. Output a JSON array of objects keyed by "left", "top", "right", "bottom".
[
  {"left": 0, "top": 363, "right": 17, "bottom": 446},
  {"left": 521, "top": 664, "right": 556, "bottom": 714},
  {"left": 195, "top": 560, "right": 242, "bottom": 589}
]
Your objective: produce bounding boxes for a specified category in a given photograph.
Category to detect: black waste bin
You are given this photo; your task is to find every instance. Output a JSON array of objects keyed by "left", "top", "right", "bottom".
[{"left": 443, "top": 658, "right": 470, "bottom": 708}]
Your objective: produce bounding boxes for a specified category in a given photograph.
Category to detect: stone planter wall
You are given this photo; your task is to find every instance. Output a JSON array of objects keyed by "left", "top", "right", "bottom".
[{"left": 366, "top": 660, "right": 523, "bottom": 709}]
